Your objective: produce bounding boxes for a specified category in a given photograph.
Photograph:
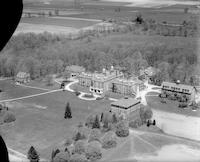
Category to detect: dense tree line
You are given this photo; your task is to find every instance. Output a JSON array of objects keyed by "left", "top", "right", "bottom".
[{"left": 0, "top": 32, "right": 198, "bottom": 85}]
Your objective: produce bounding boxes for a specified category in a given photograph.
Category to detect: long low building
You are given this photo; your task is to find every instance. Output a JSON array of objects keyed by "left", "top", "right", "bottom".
[
  {"left": 161, "top": 81, "right": 196, "bottom": 101},
  {"left": 111, "top": 97, "right": 141, "bottom": 120}
]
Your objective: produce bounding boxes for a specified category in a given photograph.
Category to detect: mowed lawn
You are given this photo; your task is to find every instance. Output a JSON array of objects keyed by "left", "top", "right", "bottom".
[
  {"left": 0, "top": 80, "right": 111, "bottom": 159},
  {"left": 21, "top": 17, "right": 99, "bottom": 29},
  {"left": 146, "top": 92, "right": 200, "bottom": 117},
  {"left": 101, "top": 129, "right": 200, "bottom": 162}
]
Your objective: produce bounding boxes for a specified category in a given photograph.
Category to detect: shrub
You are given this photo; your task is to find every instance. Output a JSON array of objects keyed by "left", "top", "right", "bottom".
[
  {"left": 27, "top": 146, "right": 40, "bottom": 162},
  {"left": 88, "top": 129, "right": 101, "bottom": 143},
  {"left": 64, "top": 138, "right": 73, "bottom": 147},
  {"left": 85, "top": 141, "right": 102, "bottom": 161},
  {"left": 72, "top": 141, "right": 86, "bottom": 155},
  {"left": 85, "top": 115, "right": 95, "bottom": 128},
  {"left": 83, "top": 93, "right": 94, "bottom": 98},
  {"left": 144, "top": 109, "right": 153, "bottom": 121},
  {"left": 51, "top": 149, "right": 60, "bottom": 161},
  {"left": 101, "top": 131, "right": 117, "bottom": 149},
  {"left": 3, "top": 111, "right": 16, "bottom": 123},
  {"left": 115, "top": 121, "right": 129, "bottom": 137},
  {"left": 72, "top": 127, "right": 89, "bottom": 142},
  {"left": 70, "top": 154, "right": 88, "bottom": 162},
  {"left": 53, "top": 151, "right": 70, "bottom": 162},
  {"left": 92, "top": 115, "right": 100, "bottom": 129},
  {"left": 129, "top": 118, "right": 143, "bottom": 128}
]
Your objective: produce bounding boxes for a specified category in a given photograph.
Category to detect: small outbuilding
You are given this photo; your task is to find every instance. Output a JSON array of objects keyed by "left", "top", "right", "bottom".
[
  {"left": 15, "top": 72, "right": 30, "bottom": 84},
  {"left": 65, "top": 65, "right": 85, "bottom": 78}
]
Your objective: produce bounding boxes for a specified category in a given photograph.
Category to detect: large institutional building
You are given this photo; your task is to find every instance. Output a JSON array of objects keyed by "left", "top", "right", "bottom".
[{"left": 77, "top": 66, "right": 145, "bottom": 96}]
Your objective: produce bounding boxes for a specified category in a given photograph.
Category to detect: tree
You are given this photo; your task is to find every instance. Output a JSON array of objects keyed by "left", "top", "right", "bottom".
[
  {"left": 88, "top": 128, "right": 101, "bottom": 142},
  {"left": 100, "top": 112, "right": 104, "bottom": 122},
  {"left": 92, "top": 115, "right": 100, "bottom": 129},
  {"left": 115, "top": 121, "right": 129, "bottom": 137},
  {"left": 129, "top": 118, "right": 143, "bottom": 128},
  {"left": 101, "top": 131, "right": 117, "bottom": 149},
  {"left": 51, "top": 149, "right": 60, "bottom": 161},
  {"left": 27, "top": 146, "right": 40, "bottom": 162},
  {"left": 184, "top": 7, "right": 189, "bottom": 14},
  {"left": 55, "top": 9, "right": 59, "bottom": 16},
  {"left": 46, "top": 75, "right": 54, "bottom": 86},
  {"left": 72, "top": 141, "right": 86, "bottom": 155},
  {"left": 3, "top": 111, "right": 16, "bottom": 123},
  {"left": 139, "top": 106, "right": 146, "bottom": 123},
  {"left": 70, "top": 154, "right": 88, "bottom": 162},
  {"left": 65, "top": 102, "right": 72, "bottom": 119},
  {"left": 112, "top": 113, "right": 118, "bottom": 124},
  {"left": 144, "top": 109, "right": 153, "bottom": 121},
  {"left": 85, "top": 115, "right": 95, "bottom": 128},
  {"left": 49, "top": 11, "right": 52, "bottom": 17},
  {"left": 52, "top": 151, "right": 70, "bottom": 162},
  {"left": 85, "top": 141, "right": 102, "bottom": 161}
]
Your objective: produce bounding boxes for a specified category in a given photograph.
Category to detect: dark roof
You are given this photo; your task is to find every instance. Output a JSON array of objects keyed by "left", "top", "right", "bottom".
[
  {"left": 111, "top": 97, "right": 140, "bottom": 109},
  {"left": 65, "top": 65, "right": 85, "bottom": 73}
]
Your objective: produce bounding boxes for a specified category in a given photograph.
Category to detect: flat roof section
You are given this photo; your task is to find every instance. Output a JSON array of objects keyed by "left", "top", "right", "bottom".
[{"left": 111, "top": 97, "right": 140, "bottom": 109}]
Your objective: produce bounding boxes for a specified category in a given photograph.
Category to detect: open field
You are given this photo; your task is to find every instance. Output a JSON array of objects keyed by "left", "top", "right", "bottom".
[
  {"left": 21, "top": 17, "right": 99, "bottom": 28},
  {"left": 14, "top": 23, "right": 79, "bottom": 35},
  {"left": 0, "top": 80, "right": 111, "bottom": 159},
  {"left": 92, "top": 32, "right": 198, "bottom": 49},
  {"left": 23, "top": 0, "right": 199, "bottom": 24}
]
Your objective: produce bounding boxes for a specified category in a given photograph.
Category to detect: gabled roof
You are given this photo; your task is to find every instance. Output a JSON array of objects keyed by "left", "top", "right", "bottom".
[
  {"left": 111, "top": 97, "right": 140, "bottom": 109},
  {"left": 65, "top": 65, "right": 85, "bottom": 73}
]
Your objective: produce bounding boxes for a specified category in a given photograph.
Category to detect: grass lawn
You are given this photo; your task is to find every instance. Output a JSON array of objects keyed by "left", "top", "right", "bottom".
[
  {"left": 70, "top": 83, "right": 91, "bottom": 93},
  {"left": 0, "top": 80, "right": 45, "bottom": 100},
  {"left": 146, "top": 94, "right": 200, "bottom": 117},
  {"left": 26, "top": 79, "right": 60, "bottom": 90},
  {"left": 0, "top": 80, "right": 112, "bottom": 159},
  {"left": 21, "top": 17, "right": 98, "bottom": 29}
]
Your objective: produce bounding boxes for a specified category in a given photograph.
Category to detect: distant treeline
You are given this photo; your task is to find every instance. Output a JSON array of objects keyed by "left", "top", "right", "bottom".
[{"left": 0, "top": 32, "right": 198, "bottom": 85}]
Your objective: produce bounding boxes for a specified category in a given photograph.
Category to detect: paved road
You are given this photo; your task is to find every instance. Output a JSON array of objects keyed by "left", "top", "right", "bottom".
[{"left": 0, "top": 89, "right": 62, "bottom": 103}]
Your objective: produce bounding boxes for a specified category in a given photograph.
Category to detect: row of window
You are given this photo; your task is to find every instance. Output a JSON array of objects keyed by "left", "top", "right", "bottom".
[{"left": 163, "top": 85, "right": 190, "bottom": 93}]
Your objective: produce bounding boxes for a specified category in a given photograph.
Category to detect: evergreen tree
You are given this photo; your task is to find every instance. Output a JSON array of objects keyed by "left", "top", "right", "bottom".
[
  {"left": 51, "top": 149, "right": 60, "bottom": 161},
  {"left": 27, "top": 146, "right": 40, "bottom": 162},
  {"left": 74, "top": 132, "right": 82, "bottom": 141},
  {"left": 112, "top": 113, "right": 118, "bottom": 124},
  {"left": 92, "top": 115, "right": 100, "bottom": 129},
  {"left": 64, "top": 102, "right": 72, "bottom": 119},
  {"left": 100, "top": 112, "right": 104, "bottom": 122},
  {"left": 103, "top": 117, "right": 109, "bottom": 129}
]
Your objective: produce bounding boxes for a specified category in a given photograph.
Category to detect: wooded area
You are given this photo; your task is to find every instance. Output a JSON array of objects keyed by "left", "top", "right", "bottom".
[{"left": 0, "top": 31, "right": 199, "bottom": 85}]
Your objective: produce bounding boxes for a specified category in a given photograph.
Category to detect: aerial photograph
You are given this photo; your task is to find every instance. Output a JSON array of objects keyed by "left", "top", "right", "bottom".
[{"left": 0, "top": 0, "right": 200, "bottom": 161}]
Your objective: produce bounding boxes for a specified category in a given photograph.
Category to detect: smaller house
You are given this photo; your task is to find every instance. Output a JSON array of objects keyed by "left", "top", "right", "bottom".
[
  {"left": 139, "top": 67, "right": 159, "bottom": 83},
  {"left": 111, "top": 97, "right": 141, "bottom": 120},
  {"left": 15, "top": 72, "right": 30, "bottom": 84},
  {"left": 65, "top": 65, "right": 85, "bottom": 78}
]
